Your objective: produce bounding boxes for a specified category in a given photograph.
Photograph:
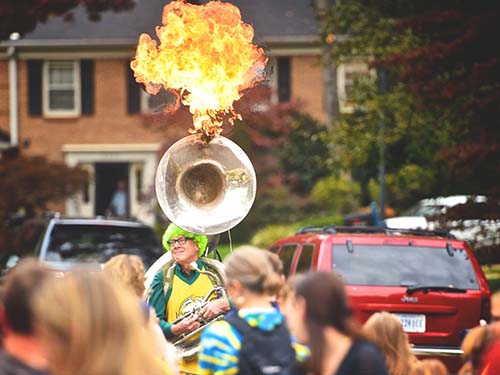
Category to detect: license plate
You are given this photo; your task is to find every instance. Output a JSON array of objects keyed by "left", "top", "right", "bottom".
[{"left": 393, "top": 313, "right": 426, "bottom": 333}]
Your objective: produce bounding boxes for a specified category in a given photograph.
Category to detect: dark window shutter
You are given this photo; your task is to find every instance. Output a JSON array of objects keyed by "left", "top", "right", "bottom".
[
  {"left": 27, "top": 60, "right": 42, "bottom": 116},
  {"left": 126, "top": 61, "right": 141, "bottom": 114},
  {"left": 277, "top": 57, "right": 291, "bottom": 103},
  {"left": 80, "top": 59, "right": 94, "bottom": 115}
]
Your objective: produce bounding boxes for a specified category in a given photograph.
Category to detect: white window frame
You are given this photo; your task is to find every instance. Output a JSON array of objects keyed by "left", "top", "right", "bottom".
[
  {"left": 337, "top": 61, "right": 374, "bottom": 114},
  {"left": 42, "top": 60, "right": 81, "bottom": 118}
]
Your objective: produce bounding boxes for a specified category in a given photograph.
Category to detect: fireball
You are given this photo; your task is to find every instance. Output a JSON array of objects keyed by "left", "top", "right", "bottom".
[{"left": 131, "top": 0, "right": 268, "bottom": 139}]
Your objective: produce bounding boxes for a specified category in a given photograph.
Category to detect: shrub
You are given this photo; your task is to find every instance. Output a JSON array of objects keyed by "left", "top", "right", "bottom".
[{"left": 310, "top": 176, "right": 361, "bottom": 214}]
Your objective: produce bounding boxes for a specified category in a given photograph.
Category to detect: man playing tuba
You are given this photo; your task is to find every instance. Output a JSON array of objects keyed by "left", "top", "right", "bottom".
[{"left": 148, "top": 223, "right": 230, "bottom": 374}]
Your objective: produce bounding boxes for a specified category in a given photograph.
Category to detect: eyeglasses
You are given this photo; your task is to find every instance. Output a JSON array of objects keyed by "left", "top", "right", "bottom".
[
  {"left": 491, "top": 315, "right": 500, "bottom": 323},
  {"left": 169, "top": 236, "right": 193, "bottom": 247}
]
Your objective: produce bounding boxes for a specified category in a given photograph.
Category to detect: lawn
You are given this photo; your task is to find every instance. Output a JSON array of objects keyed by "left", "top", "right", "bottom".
[{"left": 483, "top": 264, "right": 500, "bottom": 293}]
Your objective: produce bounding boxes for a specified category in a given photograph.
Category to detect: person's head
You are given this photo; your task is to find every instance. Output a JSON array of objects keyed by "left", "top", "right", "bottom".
[
  {"left": 409, "top": 359, "right": 448, "bottom": 375},
  {"left": 162, "top": 223, "right": 208, "bottom": 267},
  {"left": 0, "top": 258, "right": 52, "bottom": 335},
  {"left": 460, "top": 324, "right": 498, "bottom": 374},
  {"left": 284, "top": 271, "right": 363, "bottom": 374},
  {"left": 33, "top": 272, "right": 164, "bottom": 375},
  {"left": 103, "top": 254, "right": 145, "bottom": 297},
  {"left": 234, "top": 246, "right": 285, "bottom": 298},
  {"left": 363, "top": 311, "right": 417, "bottom": 375},
  {"left": 491, "top": 291, "right": 500, "bottom": 323},
  {"left": 116, "top": 179, "right": 126, "bottom": 191},
  {"left": 224, "top": 248, "right": 282, "bottom": 306}
]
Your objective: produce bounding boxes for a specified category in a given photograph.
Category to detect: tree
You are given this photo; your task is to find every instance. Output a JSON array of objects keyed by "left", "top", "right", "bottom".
[
  {"left": 317, "top": 0, "right": 500, "bottom": 259},
  {"left": 316, "top": 0, "right": 500, "bottom": 207},
  {"left": 0, "top": 149, "right": 88, "bottom": 259},
  {"left": 0, "top": 151, "right": 88, "bottom": 221},
  {"left": 0, "top": 0, "right": 135, "bottom": 40}
]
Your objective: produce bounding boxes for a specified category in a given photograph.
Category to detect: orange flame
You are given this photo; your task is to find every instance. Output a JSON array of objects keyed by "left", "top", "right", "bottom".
[{"left": 131, "top": 0, "right": 268, "bottom": 139}]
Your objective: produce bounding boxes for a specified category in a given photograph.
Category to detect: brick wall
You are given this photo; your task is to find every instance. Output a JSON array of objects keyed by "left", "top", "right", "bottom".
[
  {"left": 0, "top": 55, "right": 328, "bottom": 162},
  {"left": 0, "top": 60, "right": 10, "bottom": 134},
  {"left": 15, "top": 58, "right": 163, "bottom": 162},
  {"left": 291, "top": 55, "right": 326, "bottom": 123}
]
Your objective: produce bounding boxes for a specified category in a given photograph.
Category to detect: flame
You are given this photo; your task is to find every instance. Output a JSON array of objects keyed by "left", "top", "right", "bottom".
[{"left": 131, "top": 0, "right": 268, "bottom": 139}]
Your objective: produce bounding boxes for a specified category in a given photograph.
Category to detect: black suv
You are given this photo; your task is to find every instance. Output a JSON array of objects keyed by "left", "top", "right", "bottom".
[{"left": 4, "top": 215, "right": 164, "bottom": 273}]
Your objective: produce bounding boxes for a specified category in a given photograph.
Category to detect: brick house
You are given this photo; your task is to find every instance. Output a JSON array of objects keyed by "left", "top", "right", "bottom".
[{"left": 0, "top": 0, "right": 332, "bottom": 225}]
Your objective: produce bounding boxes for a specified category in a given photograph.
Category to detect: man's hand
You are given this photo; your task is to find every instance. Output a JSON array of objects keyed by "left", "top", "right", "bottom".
[
  {"left": 199, "top": 298, "right": 230, "bottom": 320},
  {"left": 171, "top": 314, "right": 201, "bottom": 337}
]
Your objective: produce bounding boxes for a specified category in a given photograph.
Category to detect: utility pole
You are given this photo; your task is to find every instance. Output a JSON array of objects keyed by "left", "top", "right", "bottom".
[
  {"left": 378, "top": 68, "right": 387, "bottom": 220},
  {"left": 316, "top": 0, "right": 339, "bottom": 130}
]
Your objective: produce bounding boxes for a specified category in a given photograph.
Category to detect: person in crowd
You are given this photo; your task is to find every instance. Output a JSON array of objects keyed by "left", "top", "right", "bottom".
[
  {"left": 33, "top": 271, "right": 166, "bottom": 375},
  {"left": 148, "top": 223, "right": 230, "bottom": 374},
  {"left": 409, "top": 359, "right": 448, "bottom": 375},
  {"left": 0, "top": 258, "right": 52, "bottom": 375},
  {"left": 108, "top": 179, "right": 128, "bottom": 217},
  {"left": 198, "top": 247, "right": 304, "bottom": 375},
  {"left": 490, "top": 290, "right": 500, "bottom": 323},
  {"left": 284, "top": 271, "right": 388, "bottom": 375},
  {"left": 103, "top": 254, "right": 179, "bottom": 375},
  {"left": 458, "top": 323, "right": 500, "bottom": 375},
  {"left": 235, "top": 245, "right": 286, "bottom": 307},
  {"left": 363, "top": 311, "right": 418, "bottom": 375}
]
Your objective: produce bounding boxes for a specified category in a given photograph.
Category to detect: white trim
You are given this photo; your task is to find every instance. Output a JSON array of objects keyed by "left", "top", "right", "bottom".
[
  {"left": 64, "top": 145, "right": 160, "bottom": 226},
  {"left": 42, "top": 60, "right": 81, "bottom": 118},
  {"left": 62, "top": 143, "right": 161, "bottom": 153},
  {"left": 337, "top": 61, "right": 374, "bottom": 114}
]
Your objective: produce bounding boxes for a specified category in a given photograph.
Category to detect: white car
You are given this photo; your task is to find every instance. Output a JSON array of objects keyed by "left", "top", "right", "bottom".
[{"left": 385, "top": 195, "right": 499, "bottom": 246}]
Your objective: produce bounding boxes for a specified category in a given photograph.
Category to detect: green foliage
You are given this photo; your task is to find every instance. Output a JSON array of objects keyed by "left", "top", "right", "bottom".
[
  {"left": 250, "top": 224, "right": 298, "bottom": 249},
  {"left": 249, "top": 214, "right": 344, "bottom": 249},
  {"left": 385, "top": 164, "right": 435, "bottom": 208},
  {"left": 310, "top": 176, "right": 361, "bottom": 214},
  {"left": 280, "top": 112, "right": 332, "bottom": 195}
]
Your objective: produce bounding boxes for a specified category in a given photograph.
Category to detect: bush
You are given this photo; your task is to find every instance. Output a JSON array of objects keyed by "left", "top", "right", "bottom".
[
  {"left": 250, "top": 215, "right": 344, "bottom": 249},
  {"left": 250, "top": 224, "right": 298, "bottom": 249},
  {"left": 310, "top": 176, "right": 361, "bottom": 214}
]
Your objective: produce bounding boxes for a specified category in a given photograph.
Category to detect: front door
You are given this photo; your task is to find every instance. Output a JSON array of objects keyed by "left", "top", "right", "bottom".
[{"left": 94, "top": 163, "right": 129, "bottom": 216}]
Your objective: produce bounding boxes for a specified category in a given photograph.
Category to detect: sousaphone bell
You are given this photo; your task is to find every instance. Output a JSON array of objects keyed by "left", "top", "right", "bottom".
[{"left": 155, "top": 133, "right": 256, "bottom": 235}]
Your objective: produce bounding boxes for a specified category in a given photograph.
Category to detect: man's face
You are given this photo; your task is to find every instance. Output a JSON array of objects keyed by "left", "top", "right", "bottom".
[{"left": 170, "top": 236, "right": 199, "bottom": 266}]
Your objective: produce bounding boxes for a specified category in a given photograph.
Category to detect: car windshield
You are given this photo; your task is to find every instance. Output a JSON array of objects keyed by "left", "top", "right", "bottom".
[
  {"left": 333, "top": 244, "right": 479, "bottom": 290},
  {"left": 45, "top": 224, "right": 163, "bottom": 268},
  {"left": 401, "top": 203, "right": 443, "bottom": 217}
]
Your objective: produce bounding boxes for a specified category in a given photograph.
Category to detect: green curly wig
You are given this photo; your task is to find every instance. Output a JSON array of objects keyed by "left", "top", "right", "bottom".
[{"left": 162, "top": 223, "right": 208, "bottom": 255}]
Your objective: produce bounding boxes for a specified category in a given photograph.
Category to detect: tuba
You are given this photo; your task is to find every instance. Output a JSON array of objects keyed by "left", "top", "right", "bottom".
[{"left": 144, "top": 133, "right": 256, "bottom": 360}]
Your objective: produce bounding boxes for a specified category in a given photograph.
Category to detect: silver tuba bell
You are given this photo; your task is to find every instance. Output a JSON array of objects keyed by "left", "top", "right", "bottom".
[{"left": 155, "top": 133, "right": 256, "bottom": 235}]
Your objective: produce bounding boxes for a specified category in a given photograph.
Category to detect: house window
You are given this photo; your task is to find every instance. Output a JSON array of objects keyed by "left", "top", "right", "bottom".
[
  {"left": 277, "top": 57, "right": 291, "bottom": 103},
  {"left": 43, "top": 60, "right": 81, "bottom": 117},
  {"left": 337, "top": 61, "right": 372, "bottom": 113},
  {"left": 140, "top": 88, "right": 178, "bottom": 113}
]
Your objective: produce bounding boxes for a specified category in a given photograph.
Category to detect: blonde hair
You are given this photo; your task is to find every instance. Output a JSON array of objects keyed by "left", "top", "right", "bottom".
[
  {"left": 224, "top": 248, "right": 282, "bottom": 296},
  {"left": 409, "top": 359, "right": 448, "bottom": 375},
  {"left": 363, "top": 311, "right": 417, "bottom": 375},
  {"left": 33, "top": 272, "right": 165, "bottom": 375},
  {"left": 103, "top": 254, "right": 145, "bottom": 297}
]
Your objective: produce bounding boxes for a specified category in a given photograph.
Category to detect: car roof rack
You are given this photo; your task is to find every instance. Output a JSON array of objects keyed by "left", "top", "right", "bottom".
[{"left": 295, "top": 225, "right": 456, "bottom": 239}]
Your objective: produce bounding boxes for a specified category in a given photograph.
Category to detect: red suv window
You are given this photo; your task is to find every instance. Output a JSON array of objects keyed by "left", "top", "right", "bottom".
[
  {"left": 333, "top": 243, "right": 479, "bottom": 290},
  {"left": 280, "top": 244, "right": 297, "bottom": 277},
  {"left": 295, "top": 244, "right": 314, "bottom": 273}
]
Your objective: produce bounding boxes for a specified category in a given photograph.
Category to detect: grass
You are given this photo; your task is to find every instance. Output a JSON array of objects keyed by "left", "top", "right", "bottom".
[{"left": 483, "top": 264, "right": 500, "bottom": 293}]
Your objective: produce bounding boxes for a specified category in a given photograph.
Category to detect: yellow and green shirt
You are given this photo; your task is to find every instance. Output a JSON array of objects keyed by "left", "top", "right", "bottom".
[{"left": 148, "top": 259, "right": 215, "bottom": 374}]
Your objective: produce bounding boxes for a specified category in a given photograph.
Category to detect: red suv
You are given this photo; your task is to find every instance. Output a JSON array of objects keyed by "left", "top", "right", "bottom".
[{"left": 270, "top": 226, "right": 491, "bottom": 372}]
